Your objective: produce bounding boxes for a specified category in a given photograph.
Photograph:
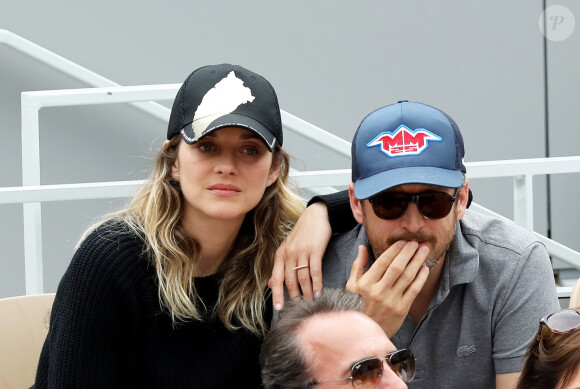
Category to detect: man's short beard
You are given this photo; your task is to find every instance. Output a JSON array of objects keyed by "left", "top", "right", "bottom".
[
  {"left": 423, "top": 256, "right": 439, "bottom": 270},
  {"left": 366, "top": 208, "right": 458, "bottom": 270},
  {"left": 369, "top": 236, "right": 447, "bottom": 270}
]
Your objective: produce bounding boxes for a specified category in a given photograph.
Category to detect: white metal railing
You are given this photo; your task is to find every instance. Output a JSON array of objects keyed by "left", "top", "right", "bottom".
[
  {"left": 1, "top": 84, "right": 580, "bottom": 295},
  {"left": 2, "top": 28, "right": 579, "bottom": 299},
  {"left": 0, "top": 28, "right": 351, "bottom": 156},
  {"left": 4, "top": 88, "right": 580, "bottom": 298},
  {"left": 0, "top": 29, "right": 169, "bottom": 122},
  {"left": 0, "top": 28, "right": 349, "bottom": 295},
  {"left": 13, "top": 85, "right": 352, "bottom": 295}
]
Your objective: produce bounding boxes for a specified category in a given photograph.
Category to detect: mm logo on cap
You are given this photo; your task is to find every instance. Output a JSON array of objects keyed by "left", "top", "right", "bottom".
[{"left": 366, "top": 125, "right": 442, "bottom": 157}]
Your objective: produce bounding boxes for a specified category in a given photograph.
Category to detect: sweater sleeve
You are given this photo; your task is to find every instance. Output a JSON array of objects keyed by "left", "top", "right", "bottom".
[
  {"left": 33, "top": 223, "right": 148, "bottom": 388},
  {"left": 308, "top": 190, "right": 357, "bottom": 233}
]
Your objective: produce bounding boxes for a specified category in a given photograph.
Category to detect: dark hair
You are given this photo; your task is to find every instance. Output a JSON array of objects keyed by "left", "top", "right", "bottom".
[
  {"left": 516, "top": 320, "right": 580, "bottom": 389},
  {"left": 259, "top": 289, "right": 364, "bottom": 389}
]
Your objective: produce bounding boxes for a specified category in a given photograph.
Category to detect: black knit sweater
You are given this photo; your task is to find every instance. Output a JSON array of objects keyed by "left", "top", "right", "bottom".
[{"left": 33, "top": 221, "right": 270, "bottom": 388}]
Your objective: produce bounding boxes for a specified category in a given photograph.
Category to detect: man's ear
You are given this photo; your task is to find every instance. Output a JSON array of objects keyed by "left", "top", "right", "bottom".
[
  {"left": 349, "top": 183, "right": 365, "bottom": 225},
  {"left": 456, "top": 180, "right": 469, "bottom": 220}
]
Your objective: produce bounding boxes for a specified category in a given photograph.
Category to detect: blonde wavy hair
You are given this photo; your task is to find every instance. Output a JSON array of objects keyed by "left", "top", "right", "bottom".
[{"left": 81, "top": 134, "right": 305, "bottom": 336}]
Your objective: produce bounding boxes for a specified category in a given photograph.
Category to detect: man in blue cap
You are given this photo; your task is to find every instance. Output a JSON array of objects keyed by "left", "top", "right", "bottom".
[{"left": 270, "top": 100, "right": 560, "bottom": 389}]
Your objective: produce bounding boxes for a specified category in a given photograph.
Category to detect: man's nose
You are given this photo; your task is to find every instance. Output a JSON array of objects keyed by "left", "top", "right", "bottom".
[
  {"left": 375, "top": 361, "right": 408, "bottom": 389},
  {"left": 398, "top": 202, "right": 426, "bottom": 232}
]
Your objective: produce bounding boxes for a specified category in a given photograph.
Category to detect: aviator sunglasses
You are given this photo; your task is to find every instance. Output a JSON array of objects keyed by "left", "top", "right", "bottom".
[
  {"left": 538, "top": 309, "right": 580, "bottom": 340},
  {"left": 368, "top": 188, "right": 460, "bottom": 220},
  {"left": 310, "top": 349, "right": 416, "bottom": 388}
]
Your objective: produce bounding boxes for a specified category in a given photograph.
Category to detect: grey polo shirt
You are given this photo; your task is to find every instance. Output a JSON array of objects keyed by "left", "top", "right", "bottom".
[{"left": 321, "top": 209, "right": 560, "bottom": 389}]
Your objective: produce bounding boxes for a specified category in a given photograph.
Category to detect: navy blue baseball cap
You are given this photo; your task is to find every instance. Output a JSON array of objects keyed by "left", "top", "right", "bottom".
[
  {"left": 167, "top": 64, "right": 282, "bottom": 151},
  {"left": 352, "top": 100, "right": 466, "bottom": 200}
]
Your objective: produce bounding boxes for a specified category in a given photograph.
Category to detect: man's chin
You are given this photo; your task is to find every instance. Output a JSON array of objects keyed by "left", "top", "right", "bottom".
[
  {"left": 424, "top": 257, "right": 439, "bottom": 269},
  {"left": 415, "top": 241, "right": 440, "bottom": 269}
]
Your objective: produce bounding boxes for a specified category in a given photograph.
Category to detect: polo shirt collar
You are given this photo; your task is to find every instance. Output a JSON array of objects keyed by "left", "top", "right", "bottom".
[{"left": 434, "top": 220, "right": 479, "bottom": 305}]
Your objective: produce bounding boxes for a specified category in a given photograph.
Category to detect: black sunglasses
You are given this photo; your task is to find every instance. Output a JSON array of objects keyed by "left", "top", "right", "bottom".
[
  {"left": 310, "top": 349, "right": 415, "bottom": 388},
  {"left": 369, "top": 188, "right": 460, "bottom": 220}
]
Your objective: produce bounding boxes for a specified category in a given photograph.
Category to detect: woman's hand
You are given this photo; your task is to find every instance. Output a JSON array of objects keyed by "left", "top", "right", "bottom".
[{"left": 269, "top": 202, "right": 332, "bottom": 310}]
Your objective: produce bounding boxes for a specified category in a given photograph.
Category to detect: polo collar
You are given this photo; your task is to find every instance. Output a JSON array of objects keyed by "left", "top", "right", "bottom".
[{"left": 434, "top": 219, "right": 479, "bottom": 305}]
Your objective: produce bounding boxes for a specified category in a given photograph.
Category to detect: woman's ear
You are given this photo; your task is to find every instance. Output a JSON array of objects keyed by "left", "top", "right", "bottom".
[
  {"left": 266, "top": 157, "right": 282, "bottom": 187},
  {"left": 164, "top": 140, "right": 180, "bottom": 181},
  {"left": 171, "top": 162, "right": 180, "bottom": 182}
]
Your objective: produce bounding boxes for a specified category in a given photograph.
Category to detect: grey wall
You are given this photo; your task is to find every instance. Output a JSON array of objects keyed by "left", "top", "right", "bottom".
[
  {"left": 546, "top": 0, "right": 580, "bottom": 264},
  {"left": 1, "top": 0, "right": 579, "bottom": 298}
]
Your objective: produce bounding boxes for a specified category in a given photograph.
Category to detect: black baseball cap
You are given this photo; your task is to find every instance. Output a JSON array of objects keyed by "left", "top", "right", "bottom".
[{"left": 167, "top": 63, "right": 282, "bottom": 151}]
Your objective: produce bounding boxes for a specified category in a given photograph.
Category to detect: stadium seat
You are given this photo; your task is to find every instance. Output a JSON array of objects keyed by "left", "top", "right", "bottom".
[{"left": 0, "top": 293, "right": 55, "bottom": 389}]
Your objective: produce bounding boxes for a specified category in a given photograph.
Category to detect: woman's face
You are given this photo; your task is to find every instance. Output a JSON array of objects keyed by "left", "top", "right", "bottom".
[{"left": 170, "top": 126, "right": 280, "bottom": 225}]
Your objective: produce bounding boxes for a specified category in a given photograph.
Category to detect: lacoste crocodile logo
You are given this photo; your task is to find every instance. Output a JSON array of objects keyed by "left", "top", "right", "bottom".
[{"left": 457, "top": 345, "right": 477, "bottom": 358}]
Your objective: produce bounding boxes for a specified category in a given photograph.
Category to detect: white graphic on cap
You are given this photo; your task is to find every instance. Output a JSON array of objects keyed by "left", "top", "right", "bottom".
[{"left": 191, "top": 70, "right": 255, "bottom": 142}]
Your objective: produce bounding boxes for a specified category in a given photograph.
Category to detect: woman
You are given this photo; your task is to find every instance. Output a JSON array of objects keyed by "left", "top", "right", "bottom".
[
  {"left": 516, "top": 308, "right": 580, "bottom": 389},
  {"left": 33, "top": 64, "right": 305, "bottom": 388}
]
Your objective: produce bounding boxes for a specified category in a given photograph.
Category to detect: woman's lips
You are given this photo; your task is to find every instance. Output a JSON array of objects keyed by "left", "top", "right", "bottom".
[{"left": 208, "top": 184, "right": 241, "bottom": 197}]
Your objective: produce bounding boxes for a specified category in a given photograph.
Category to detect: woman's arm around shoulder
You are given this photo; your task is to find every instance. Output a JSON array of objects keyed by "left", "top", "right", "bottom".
[{"left": 269, "top": 190, "right": 356, "bottom": 310}]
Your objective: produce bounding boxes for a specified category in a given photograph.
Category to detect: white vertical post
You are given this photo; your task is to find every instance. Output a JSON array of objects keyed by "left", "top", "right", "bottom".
[
  {"left": 513, "top": 174, "right": 534, "bottom": 231},
  {"left": 21, "top": 93, "right": 43, "bottom": 295}
]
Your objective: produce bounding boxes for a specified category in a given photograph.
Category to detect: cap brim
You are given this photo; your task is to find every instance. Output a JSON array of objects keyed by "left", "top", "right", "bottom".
[
  {"left": 354, "top": 167, "right": 464, "bottom": 199},
  {"left": 180, "top": 113, "right": 277, "bottom": 151}
]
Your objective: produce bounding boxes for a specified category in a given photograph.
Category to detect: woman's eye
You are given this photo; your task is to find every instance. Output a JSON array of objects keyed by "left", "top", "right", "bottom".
[
  {"left": 198, "top": 143, "right": 215, "bottom": 152},
  {"left": 243, "top": 147, "right": 259, "bottom": 155}
]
